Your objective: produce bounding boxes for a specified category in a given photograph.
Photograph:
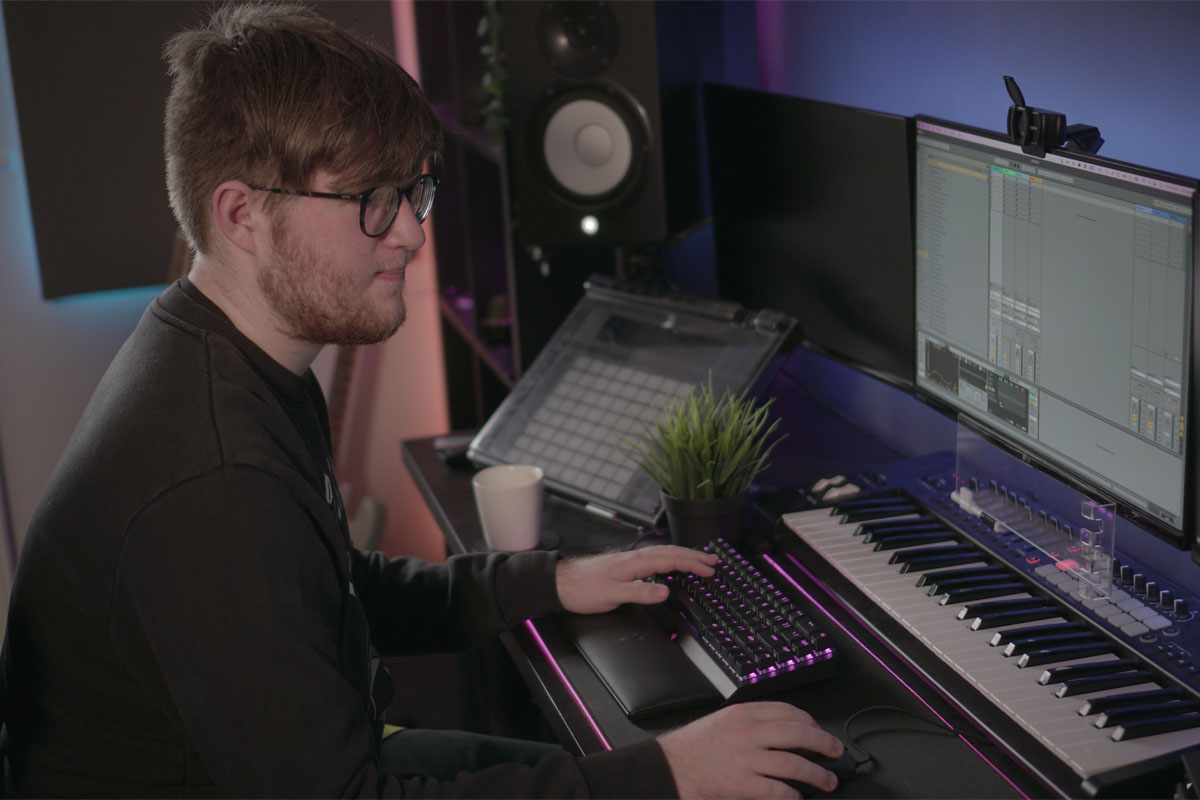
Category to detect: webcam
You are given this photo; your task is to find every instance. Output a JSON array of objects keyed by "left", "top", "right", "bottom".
[{"left": 1004, "top": 76, "right": 1103, "bottom": 158}]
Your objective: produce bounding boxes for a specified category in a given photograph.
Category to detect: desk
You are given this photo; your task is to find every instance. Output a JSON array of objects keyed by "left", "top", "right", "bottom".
[{"left": 403, "top": 435, "right": 1049, "bottom": 798}]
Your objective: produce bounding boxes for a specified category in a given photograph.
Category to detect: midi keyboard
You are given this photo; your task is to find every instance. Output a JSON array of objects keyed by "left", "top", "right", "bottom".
[{"left": 769, "top": 450, "right": 1200, "bottom": 797}]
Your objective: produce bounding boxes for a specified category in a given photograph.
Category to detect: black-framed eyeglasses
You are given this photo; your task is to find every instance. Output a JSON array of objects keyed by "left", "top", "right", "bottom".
[{"left": 249, "top": 174, "right": 439, "bottom": 237}]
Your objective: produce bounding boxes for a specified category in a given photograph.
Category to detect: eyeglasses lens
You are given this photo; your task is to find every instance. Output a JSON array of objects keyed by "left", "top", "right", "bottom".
[
  {"left": 363, "top": 188, "right": 400, "bottom": 237},
  {"left": 361, "top": 176, "right": 436, "bottom": 236},
  {"left": 407, "top": 176, "right": 435, "bottom": 223}
]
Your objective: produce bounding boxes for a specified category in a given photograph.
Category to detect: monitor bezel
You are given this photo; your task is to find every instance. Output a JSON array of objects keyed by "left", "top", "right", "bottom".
[
  {"left": 911, "top": 114, "right": 1200, "bottom": 549},
  {"left": 704, "top": 82, "right": 918, "bottom": 391}
]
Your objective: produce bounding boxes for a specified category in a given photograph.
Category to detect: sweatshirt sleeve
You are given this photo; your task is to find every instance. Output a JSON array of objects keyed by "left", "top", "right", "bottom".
[
  {"left": 387, "top": 738, "right": 679, "bottom": 799},
  {"left": 351, "top": 544, "right": 565, "bottom": 656},
  {"left": 112, "top": 466, "right": 679, "bottom": 797}
]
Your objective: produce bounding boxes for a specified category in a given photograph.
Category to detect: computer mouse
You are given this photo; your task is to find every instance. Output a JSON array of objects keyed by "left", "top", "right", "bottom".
[{"left": 785, "top": 743, "right": 860, "bottom": 795}]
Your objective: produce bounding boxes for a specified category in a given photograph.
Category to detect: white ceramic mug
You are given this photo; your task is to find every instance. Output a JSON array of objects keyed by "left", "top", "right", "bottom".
[{"left": 471, "top": 465, "right": 544, "bottom": 551}]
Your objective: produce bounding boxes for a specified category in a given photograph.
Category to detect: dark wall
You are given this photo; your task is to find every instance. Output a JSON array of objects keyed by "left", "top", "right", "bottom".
[
  {"left": 2, "top": 0, "right": 394, "bottom": 300},
  {"left": 757, "top": 0, "right": 1200, "bottom": 180}
]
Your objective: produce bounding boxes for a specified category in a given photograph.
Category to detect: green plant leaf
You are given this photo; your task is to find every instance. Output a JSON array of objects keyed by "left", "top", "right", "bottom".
[{"left": 622, "top": 372, "right": 786, "bottom": 500}]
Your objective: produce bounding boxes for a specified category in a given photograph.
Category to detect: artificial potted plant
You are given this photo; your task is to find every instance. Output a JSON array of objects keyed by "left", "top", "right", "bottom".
[{"left": 625, "top": 377, "right": 785, "bottom": 547}]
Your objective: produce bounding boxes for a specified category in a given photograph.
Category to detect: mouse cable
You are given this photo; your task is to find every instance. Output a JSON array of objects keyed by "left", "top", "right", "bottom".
[{"left": 841, "top": 705, "right": 994, "bottom": 768}]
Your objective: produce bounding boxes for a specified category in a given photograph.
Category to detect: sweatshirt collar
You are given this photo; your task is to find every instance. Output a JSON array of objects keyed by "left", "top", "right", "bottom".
[{"left": 157, "top": 277, "right": 314, "bottom": 404}]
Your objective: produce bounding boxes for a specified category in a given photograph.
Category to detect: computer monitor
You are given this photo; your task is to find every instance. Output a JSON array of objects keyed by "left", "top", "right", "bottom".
[
  {"left": 912, "top": 116, "right": 1199, "bottom": 544},
  {"left": 705, "top": 83, "right": 915, "bottom": 387}
]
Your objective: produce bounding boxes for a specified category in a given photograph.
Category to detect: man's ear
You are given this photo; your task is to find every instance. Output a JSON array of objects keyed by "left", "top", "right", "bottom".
[{"left": 211, "top": 180, "right": 266, "bottom": 256}]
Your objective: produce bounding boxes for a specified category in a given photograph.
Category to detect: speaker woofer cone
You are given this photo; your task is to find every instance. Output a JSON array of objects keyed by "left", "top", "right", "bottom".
[{"left": 528, "top": 83, "right": 651, "bottom": 210}]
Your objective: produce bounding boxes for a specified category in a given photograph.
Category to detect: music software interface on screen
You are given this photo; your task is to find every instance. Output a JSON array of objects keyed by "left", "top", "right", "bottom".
[{"left": 914, "top": 120, "right": 1195, "bottom": 530}]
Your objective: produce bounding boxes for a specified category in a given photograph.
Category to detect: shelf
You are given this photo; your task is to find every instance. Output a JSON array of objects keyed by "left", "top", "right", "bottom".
[
  {"left": 439, "top": 292, "right": 514, "bottom": 390},
  {"left": 418, "top": 0, "right": 520, "bottom": 430}
]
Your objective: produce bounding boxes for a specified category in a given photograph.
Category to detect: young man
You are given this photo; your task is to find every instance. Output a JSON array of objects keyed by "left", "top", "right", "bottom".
[{"left": 0, "top": 3, "right": 845, "bottom": 796}]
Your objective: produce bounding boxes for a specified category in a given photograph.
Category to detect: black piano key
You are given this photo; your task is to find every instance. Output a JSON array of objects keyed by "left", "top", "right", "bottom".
[
  {"left": 1112, "top": 713, "right": 1200, "bottom": 741},
  {"left": 956, "top": 596, "right": 1045, "bottom": 620},
  {"left": 895, "top": 545, "right": 988, "bottom": 573},
  {"left": 1002, "top": 631, "right": 1100, "bottom": 656},
  {"left": 938, "top": 581, "right": 1028, "bottom": 604},
  {"left": 1078, "top": 688, "right": 1180, "bottom": 716},
  {"left": 1016, "top": 642, "right": 1116, "bottom": 668},
  {"left": 901, "top": 552, "right": 990, "bottom": 573},
  {"left": 855, "top": 519, "right": 944, "bottom": 537},
  {"left": 1054, "top": 670, "right": 1154, "bottom": 697},
  {"left": 925, "top": 570, "right": 1012, "bottom": 596},
  {"left": 990, "top": 621, "right": 1086, "bottom": 647},
  {"left": 873, "top": 531, "right": 959, "bottom": 551},
  {"left": 1039, "top": 658, "right": 1137, "bottom": 685},
  {"left": 890, "top": 544, "right": 977, "bottom": 565},
  {"left": 1095, "top": 700, "right": 1199, "bottom": 728},
  {"left": 832, "top": 495, "right": 909, "bottom": 512},
  {"left": 915, "top": 565, "right": 1005, "bottom": 588},
  {"left": 863, "top": 523, "right": 949, "bottom": 541},
  {"left": 968, "top": 607, "right": 1063, "bottom": 630},
  {"left": 839, "top": 504, "right": 920, "bottom": 523}
]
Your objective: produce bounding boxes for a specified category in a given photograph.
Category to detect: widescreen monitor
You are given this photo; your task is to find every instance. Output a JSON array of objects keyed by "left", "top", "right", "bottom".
[
  {"left": 913, "top": 116, "right": 1199, "bottom": 544},
  {"left": 705, "top": 83, "right": 915, "bottom": 387}
]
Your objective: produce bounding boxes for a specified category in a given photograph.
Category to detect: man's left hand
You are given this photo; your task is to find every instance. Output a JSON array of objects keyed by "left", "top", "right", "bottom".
[{"left": 555, "top": 545, "right": 719, "bottom": 615}]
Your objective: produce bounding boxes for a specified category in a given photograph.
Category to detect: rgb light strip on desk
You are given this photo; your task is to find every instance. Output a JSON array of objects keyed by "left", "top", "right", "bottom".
[
  {"left": 523, "top": 619, "right": 613, "bottom": 752},
  {"left": 765, "top": 552, "right": 1031, "bottom": 800}
]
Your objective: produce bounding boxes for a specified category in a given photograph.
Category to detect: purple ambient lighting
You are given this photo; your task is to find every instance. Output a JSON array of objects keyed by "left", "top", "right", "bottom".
[
  {"left": 762, "top": 552, "right": 1031, "bottom": 800},
  {"left": 523, "top": 619, "right": 612, "bottom": 751}
]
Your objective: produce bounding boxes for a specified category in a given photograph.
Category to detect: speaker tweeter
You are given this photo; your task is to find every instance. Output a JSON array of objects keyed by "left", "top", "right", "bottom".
[{"left": 504, "top": 0, "right": 698, "bottom": 246}]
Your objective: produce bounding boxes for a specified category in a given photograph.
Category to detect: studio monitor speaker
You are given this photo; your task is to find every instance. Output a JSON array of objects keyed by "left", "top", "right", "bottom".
[{"left": 503, "top": 1, "right": 700, "bottom": 247}]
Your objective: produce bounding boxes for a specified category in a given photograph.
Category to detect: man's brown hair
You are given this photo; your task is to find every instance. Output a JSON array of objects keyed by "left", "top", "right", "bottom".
[{"left": 163, "top": 2, "right": 443, "bottom": 253}]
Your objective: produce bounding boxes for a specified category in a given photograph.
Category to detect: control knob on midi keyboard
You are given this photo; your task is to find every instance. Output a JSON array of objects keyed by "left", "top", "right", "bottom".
[
  {"left": 1133, "top": 574, "right": 1146, "bottom": 593},
  {"left": 1173, "top": 598, "right": 1189, "bottom": 618},
  {"left": 1160, "top": 590, "right": 1174, "bottom": 610},
  {"left": 1119, "top": 564, "right": 1133, "bottom": 584},
  {"left": 1145, "top": 581, "right": 1160, "bottom": 602}
]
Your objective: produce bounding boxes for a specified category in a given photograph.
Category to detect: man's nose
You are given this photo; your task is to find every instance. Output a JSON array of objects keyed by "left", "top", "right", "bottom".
[{"left": 381, "top": 198, "right": 426, "bottom": 251}]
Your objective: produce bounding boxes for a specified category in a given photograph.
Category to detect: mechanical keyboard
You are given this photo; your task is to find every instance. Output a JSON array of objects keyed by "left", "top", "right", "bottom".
[
  {"left": 566, "top": 537, "right": 840, "bottom": 719},
  {"left": 565, "top": 537, "right": 840, "bottom": 721},
  {"left": 657, "top": 537, "right": 839, "bottom": 695}
]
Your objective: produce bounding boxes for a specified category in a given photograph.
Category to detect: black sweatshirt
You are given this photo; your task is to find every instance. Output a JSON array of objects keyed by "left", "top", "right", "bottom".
[{"left": 0, "top": 279, "right": 676, "bottom": 798}]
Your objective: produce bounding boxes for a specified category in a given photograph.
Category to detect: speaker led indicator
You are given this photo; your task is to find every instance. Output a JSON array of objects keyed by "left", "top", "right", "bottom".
[{"left": 580, "top": 215, "right": 599, "bottom": 236}]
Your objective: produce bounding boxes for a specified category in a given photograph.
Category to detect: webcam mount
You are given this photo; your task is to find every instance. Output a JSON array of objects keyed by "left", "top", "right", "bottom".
[{"left": 1004, "top": 75, "right": 1103, "bottom": 158}]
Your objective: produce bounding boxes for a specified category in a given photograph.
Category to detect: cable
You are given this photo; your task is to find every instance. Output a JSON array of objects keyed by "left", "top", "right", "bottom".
[
  {"left": 840, "top": 705, "right": 995, "bottom": 769},
  {"left": 624, "top": 526, "right": 670, "bottom": 551}
]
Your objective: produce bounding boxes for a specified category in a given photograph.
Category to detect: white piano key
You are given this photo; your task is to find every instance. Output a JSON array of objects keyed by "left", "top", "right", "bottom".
[{"left": 781, "top": 508, "right": 1200, "bottom": 781}]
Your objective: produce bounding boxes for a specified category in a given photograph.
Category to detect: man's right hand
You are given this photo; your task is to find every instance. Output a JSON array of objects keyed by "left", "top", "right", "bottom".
[{"left": 657, "top": 702, "right": 845, "bottom": 799}]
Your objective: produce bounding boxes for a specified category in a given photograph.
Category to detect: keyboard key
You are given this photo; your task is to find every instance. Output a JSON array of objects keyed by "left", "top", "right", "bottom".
[
  {"left": 1039, "top": 658, "right": 1138, "bottom": 685},
  {"left": 1112, "top": 713, "right": 1200, "bottom": 741},
  {"left": 1078, "top": 688, "right": 1179, "bottom": 716},
  {"left": 989, "top": 621, "right": 1085, "bottom": 647},
  {"left": 1095, "top": 700, "right": 1199, "bottom": 728},
  {"left": 1055, "top": 671, "right": 1154, "bottom": 697},
  {"left": 1016, "top": 642, "right": 1116, "bottom": 668}
]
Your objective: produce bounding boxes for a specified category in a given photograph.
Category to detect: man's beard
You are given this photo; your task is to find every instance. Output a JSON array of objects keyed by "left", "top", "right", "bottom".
[{"left": 258, "top": 218, "right": 407, "bottom": 346}]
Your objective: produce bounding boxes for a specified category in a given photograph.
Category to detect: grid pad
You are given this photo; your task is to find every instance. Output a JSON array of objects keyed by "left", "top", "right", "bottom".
[{"left": 500, "top": 356, "right": 692, "bottom": 507}]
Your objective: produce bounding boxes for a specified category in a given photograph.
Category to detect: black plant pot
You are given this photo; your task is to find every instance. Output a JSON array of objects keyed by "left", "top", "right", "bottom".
[{"left": 659, "top": 490, "right": 748, "bottom": 549}]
